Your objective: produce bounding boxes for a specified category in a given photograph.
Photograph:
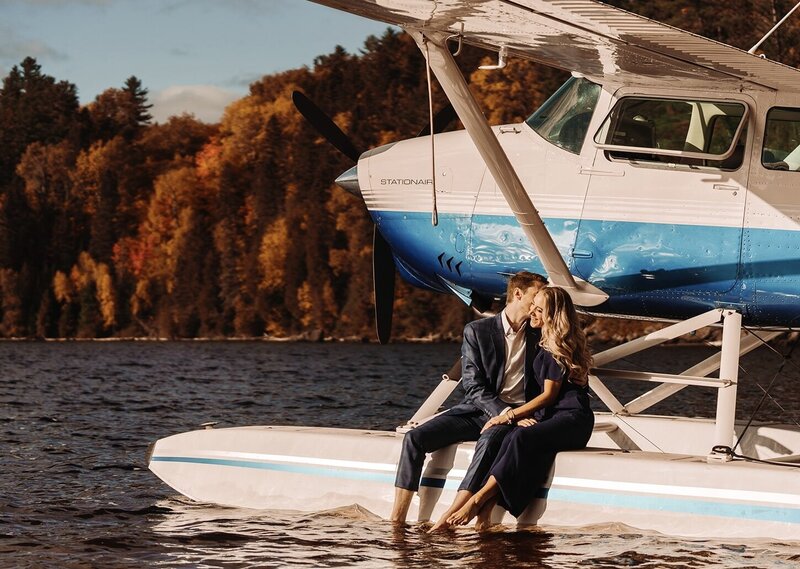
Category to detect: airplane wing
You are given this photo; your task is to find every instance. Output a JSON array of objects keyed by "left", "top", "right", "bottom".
[{"left": 310, "top": 0, "right": 800, "bottom": 93}]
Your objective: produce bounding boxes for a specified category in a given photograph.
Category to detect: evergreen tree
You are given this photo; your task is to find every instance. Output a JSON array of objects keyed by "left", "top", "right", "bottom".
[
  {"left": 123, "top": 76, "right": 153, "bottom": 126},
  {"left": 0, "top": 57, "right": 80, "bottom": 185},
  {"left": 88, "top": 76, "right": 153, "bottom": 141}
]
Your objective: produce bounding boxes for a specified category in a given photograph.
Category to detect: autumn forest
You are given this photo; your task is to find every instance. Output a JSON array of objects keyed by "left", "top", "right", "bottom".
[{"left": 1, "top": 1, "right": 799, "bottom": 340}]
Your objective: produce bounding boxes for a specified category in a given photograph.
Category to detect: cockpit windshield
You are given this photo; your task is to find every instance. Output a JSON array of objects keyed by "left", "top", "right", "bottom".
[{"left": 526, "top": 77, "right": 601, "bottom": 154}]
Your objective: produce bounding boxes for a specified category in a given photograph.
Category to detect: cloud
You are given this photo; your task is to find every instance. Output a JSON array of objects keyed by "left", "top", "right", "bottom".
[
  {"left": 224, "top": 72, "right": 264, "bottom": 89},
  {"left": 151, "top": 84, "right": 241, "bottom": 124},
  {"left": 0, "top": 39, "right": 68, "bottom": 62},
  {"left": 8, "top": 0, "right": 110, "bottom": 6},
  {"left": 169, "top": 47, "right": 191, "bottom": 57},
  {"left": 0, "top": 23, "right": 68, "bottom": 66}
]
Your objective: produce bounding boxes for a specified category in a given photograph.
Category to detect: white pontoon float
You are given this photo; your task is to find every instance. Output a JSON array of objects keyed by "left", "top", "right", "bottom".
[{"left": 149, "top": 309, "right": 800, "bottom": 540}]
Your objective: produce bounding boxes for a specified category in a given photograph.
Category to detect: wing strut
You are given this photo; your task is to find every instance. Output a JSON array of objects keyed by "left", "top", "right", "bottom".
[{"left": 411, "top": 31, "right": 608, "bottom": 307}]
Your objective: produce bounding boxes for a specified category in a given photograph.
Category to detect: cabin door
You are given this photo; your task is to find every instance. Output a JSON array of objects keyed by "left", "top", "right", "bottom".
[{"left": 573, "top": 93, "right": 752, "bottom": 319}]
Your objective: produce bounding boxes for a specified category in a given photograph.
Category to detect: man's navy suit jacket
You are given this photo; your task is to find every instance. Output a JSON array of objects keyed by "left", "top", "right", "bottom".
[{"left": 447, "top": 312, "right": 542, "bottom": 418}]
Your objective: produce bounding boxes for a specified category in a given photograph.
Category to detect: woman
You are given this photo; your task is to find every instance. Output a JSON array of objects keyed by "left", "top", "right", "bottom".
[{"left": 445, "top": 286, "right": 594, "bottom": 530}]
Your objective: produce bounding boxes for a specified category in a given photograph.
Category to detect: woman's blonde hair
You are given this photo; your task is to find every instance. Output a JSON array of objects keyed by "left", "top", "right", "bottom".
[{"left": 536, "top": 286, "right": 593, "bottom": 386}]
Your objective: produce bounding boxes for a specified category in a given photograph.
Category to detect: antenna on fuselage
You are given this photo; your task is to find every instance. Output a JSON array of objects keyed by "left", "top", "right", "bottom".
[{"left": 748, "top": 1, "right": 800, "bottom": 55}]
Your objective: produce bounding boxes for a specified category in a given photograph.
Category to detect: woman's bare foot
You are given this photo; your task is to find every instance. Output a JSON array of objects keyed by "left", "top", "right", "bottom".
[
  {"left": 428, "top": 490, "right": 474, "bottom": 533},
  {"left": 446, "top": 496, "right": 482, "bottom": 526},
  {"left": 427, "top": 514, "right": 453, "bottom": 533},
  {"left": 473, "top": 496, "right": 498, "bottom": 531}
]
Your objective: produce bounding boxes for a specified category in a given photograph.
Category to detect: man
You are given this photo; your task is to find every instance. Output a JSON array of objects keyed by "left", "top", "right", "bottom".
[{"left": 391, "top": 271, "right": 548, "bottom": 524}]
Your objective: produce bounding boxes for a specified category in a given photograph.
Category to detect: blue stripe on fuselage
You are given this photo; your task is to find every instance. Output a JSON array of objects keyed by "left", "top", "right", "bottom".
[{"left": 373, "top": 211, "right": 800, "bottom": 326}]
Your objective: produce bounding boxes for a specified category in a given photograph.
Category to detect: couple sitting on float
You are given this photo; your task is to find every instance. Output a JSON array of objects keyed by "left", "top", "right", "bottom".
[{"left": 391, "top": 271, "right": 594, "bottom": 531}]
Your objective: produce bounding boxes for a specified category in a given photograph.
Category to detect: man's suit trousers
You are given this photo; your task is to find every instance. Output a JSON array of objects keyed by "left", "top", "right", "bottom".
[{"left": 394, "top": 411, "right": 514, "bottom": 493}]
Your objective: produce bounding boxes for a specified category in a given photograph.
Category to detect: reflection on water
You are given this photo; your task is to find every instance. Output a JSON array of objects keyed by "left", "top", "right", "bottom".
[
  {"left": 1, "top": 340, "right": 798, "bottom": 567},
  {"left": 146, "top": 500, "right": 798, "bottom": 568}
]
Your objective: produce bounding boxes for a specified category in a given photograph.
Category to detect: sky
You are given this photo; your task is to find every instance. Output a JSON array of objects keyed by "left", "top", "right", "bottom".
[{"left": 0, "top": 0, "right": 396, "bottom": 123}]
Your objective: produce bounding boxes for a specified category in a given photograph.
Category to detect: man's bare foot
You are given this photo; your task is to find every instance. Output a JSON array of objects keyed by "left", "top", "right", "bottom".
[{"left": 390, "top": 488, "right": 414, "bottom": 523}]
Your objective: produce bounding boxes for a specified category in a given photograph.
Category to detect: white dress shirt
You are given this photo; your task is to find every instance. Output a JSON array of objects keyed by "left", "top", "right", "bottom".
[{"left": 498, "top": 309, "right": 527, "bottom": 406}]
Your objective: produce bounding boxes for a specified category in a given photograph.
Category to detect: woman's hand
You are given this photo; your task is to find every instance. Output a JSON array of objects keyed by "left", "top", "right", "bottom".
[
  {"left": 517, "top": 418, "right": 538, "bottom": 428},
  {"left": 481, "top": 413, "right": 512, "bottom": 433}
]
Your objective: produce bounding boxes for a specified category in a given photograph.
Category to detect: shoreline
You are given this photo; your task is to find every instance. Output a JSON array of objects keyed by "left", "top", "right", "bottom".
[{"left": 0, "top": 335, "right": 784, "bottom": 347}]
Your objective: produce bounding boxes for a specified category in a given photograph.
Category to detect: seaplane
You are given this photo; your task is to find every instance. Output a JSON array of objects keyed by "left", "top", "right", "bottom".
[{"left": 148, "top": 0, "right": 800, "bottom": 540}]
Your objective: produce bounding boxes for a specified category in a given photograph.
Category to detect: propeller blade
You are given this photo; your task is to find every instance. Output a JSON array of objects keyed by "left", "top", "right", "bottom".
[
  {"left": 373, "top": 227, "right": 396, "bottom": 344},
  {"left": 415, "top": 103, "right": 457, "bottom": 137},
  {"left": 292, "top": 91, "right": 361, "bottom": 163},
  {"left": 469, "top": 292, "right": 495, "bottom": 315}
]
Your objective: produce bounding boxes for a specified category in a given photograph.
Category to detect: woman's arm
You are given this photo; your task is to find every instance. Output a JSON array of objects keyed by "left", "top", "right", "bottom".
[
  {"left": 481, "top": 379, "right": 561, "bottom": 432},
  {"left": 512, "top": 379, "right": 561, "bottom": 419}
]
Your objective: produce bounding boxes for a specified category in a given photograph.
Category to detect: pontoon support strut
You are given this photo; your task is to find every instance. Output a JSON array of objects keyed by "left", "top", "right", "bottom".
[{"left": 709, "top": 310, "right": 742, "bottom": 462}]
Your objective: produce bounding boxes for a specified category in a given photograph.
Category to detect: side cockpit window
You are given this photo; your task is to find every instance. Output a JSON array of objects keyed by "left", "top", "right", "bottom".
[
  {"left": 526, "top": 77, "right": 601, "bottom": 154},
  {"left": 705, "top": 114, "right": 747, "bottom": 169},
  {"left": 609, "top": 99, "right": 690, "bottom": 152},
  {"left": 763, "top": 107, "right": 800, "bottom": 171},
  {"left": 595, "top": 97, "right": 748, "bottom": 170}
]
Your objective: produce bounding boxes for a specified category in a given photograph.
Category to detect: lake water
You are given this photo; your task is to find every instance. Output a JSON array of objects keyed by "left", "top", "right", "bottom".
[{"left": 1, "top": 340, "right": 799, "bottom": 567}]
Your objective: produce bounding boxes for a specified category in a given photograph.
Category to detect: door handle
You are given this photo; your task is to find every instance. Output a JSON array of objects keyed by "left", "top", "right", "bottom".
[
  {"left": 579, "top": 167, "right": 625, "bottom": 177},
  {"left": 571, "top": 249, "right": 593, "bottom": 259}
]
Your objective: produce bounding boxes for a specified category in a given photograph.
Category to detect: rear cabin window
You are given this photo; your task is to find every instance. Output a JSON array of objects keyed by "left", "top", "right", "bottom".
[
  {"left": 526, "top": 77, "right": 601, "bottom": 154},
  {"left": 595, "top": 97, "right": 747, "bottom": 170},
  {"left": 763, "top": 107, "right": 800, "bottom": 171}
]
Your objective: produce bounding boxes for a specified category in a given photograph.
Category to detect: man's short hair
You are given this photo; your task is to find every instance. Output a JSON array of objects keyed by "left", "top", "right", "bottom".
[{"left": 505, "top": 271, "right": 548, "bottom": 302}]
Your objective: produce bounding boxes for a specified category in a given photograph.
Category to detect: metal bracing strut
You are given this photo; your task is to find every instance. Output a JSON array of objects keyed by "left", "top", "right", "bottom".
[{"left": 588, "top": 308, "right": 778, "bottom": 462}]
